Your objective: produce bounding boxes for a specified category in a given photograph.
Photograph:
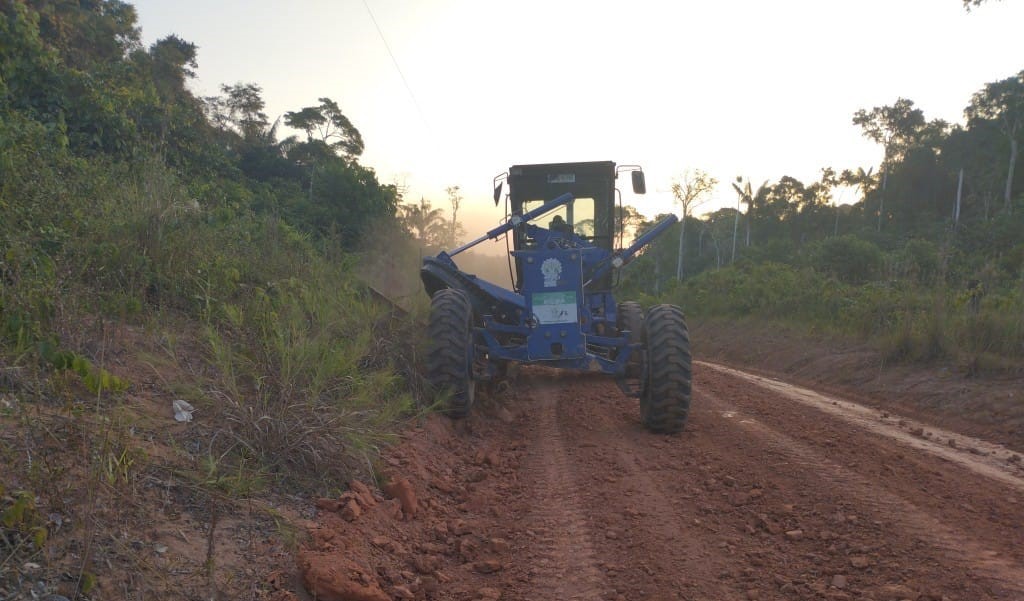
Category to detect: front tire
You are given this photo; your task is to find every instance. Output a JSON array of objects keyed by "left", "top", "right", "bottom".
[
  {"left": 426, "top": 289, "right": 475, "bottom": 418},
  {"left": 640, "top": 304, "right": 692, "bottom": 434}
]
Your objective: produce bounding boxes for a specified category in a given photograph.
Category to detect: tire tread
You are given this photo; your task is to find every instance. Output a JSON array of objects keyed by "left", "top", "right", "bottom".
[
  {"left": 641, "top": 304, "right": 692, "bottom": 434},
  {"left": 426, "top": 289, "right": 474, "bottom": 418}
]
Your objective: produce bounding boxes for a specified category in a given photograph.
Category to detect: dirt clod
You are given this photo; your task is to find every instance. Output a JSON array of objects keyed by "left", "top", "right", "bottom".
[
  {"left": 341, "top": 499, "right": 362, "bottom": 522},
  {"left": 383, "top": 475, "right": 419, "bottom": 518},
  {"left": 299, "top": 551, "right": 390, "bottom": 601},
  {"left": 448, "top": 519, "right": 472, "bottom": 536},
  {"left": 472, "top": 559, "right": 503, "bottom": 574},
  {"left": 350, "top": 480, "right": 377, "bottom": 508},
  {"left": 316, "top": 498, "right": 342, "bottom": 512},
  {"left": 410, "top": 555, "right": 441, "bottom": 574}
]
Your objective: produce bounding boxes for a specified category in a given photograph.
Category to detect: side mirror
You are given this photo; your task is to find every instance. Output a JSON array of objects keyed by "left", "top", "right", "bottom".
[
  {"left": 631, "top": 171, "right": 646, "bottom": 195},
  {"left": 493, "top": 182, "right": 503, "bottom": 205}
]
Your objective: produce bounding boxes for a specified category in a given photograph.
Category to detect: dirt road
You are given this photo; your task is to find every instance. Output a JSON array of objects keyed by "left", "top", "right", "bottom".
[{"left": 298, "top": 364, "right": 1024, "bottom": 601}]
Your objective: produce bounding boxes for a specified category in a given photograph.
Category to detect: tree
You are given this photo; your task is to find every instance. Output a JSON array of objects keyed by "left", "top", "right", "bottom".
[
  {"left": 839, "top": 166, "right": 876, "bottom": 200},
  {"left": 237, "top": 118, "right": 303, "bottom": 182},
  {"left": 853, "top": 98, "right": 946, "bottom": 229},
  {"left": 731, "top": 177, "right": 769, "bottom": 248},
  {"left": 400, "top": 197, "right": 447, "bottom": 246},
  {"left": 702, "top": 208, "right": 740, "bottom": 270},
  {"left": 206, "top": 82, "right": 269, "bottom": 140},
  {"left": 940, "top": 123, "right": 1003, "bottom": 221},
  {"left": 148, "top": 35, "right": 198, "bottom": 98},
  {"left": 965, "top": 70, "right": 1024, "bottom": 212},
  {"left": 33, "top": 0, "right": 141, "bottom": 69},
  {"left": 671, "top": 169, "right": 718, "bottom": 279},
  {"left": 446, "top": 185, "right": 464, "bottom": 247},
  {"left": 297, "top": 160, "right": 398, "bottom": 245},
  {"left": 839, "top": 166, "right": 876, "bottom": 232},
  {"left": 284, "top": 98, "right": 364, "bottom": 158},
  {"left": 616, "top": 205, "right": 646, "bottom": 243},
  {"left": 853, "top": 98, "right": 927, "bottom": 165}
]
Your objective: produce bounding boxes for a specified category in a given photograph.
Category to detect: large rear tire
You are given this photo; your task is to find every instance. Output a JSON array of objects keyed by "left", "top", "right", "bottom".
[
  {"left": 426, "top": 289, "right": 475, "bottom": 418},
  {"left": 640, "top": 304, "right": 692, "bottom": 434},
  {"left": 617, "top": 301, "right": 644, "bottom": 377}
]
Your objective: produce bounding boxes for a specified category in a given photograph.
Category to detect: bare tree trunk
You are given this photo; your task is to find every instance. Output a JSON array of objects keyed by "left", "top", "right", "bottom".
[
  {"left": 1006, "top": 138, "right": 1018, "bottom": 212},
  {"left": 953, "top": 168, "right": 964, "bottom": 229},
  {"left": 676, "top": 211, "right": 686, "bottom": 280},
  {"left": 731, "top": 207, "right": 739, "bottom": 263},
  {"left": 878, "top": 170, "right": 888, "bottom": 231},
  {"left": 309, "top": 165, "right": 315, "bottom": 203}
]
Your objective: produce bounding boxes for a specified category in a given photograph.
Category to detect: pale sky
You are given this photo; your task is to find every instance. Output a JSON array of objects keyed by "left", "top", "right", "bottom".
[{"left": 134, "top": 0, "right": 1024, "bottom": 239}]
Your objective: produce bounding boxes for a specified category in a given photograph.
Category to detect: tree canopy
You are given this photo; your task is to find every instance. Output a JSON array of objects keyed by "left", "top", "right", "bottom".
[
  {"left": 0, "top": 0, "right": 398, "bottom": 253},
  {"left": 285, "top": 97, "right": 365, "bottom": 158}
]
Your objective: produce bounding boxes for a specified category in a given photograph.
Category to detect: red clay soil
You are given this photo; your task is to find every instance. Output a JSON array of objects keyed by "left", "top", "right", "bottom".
[{"left": 285, "top": 366, "right": 1024, "bottom": 601}]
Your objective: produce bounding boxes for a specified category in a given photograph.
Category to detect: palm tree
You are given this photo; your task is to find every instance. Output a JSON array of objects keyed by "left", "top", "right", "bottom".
[
  {"left": 399, "top": 197, "right": 447, "bottom": 246},
  {"left": 732, "top": 177, "right": 769, "bottom": 248}
]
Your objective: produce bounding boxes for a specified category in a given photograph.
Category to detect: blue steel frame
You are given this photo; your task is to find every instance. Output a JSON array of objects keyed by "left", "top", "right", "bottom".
[{"left": 421, "top": 191, "right": 679, "bottom": 380}]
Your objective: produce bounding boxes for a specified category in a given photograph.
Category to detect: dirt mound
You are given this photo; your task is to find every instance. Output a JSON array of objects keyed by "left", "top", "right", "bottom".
[{"left": 287, "top": 402, "right": 524, "bottom": 601}]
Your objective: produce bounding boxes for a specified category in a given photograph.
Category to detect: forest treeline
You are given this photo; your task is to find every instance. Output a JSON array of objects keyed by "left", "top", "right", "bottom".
[{"left": 623, "top": 71, "right": 1024, "bottom": 370}]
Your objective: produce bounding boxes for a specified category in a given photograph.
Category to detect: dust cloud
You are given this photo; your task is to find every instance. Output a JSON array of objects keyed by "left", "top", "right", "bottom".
[{"left": 357, "top": 220, "right": 515, "bottom": 312}]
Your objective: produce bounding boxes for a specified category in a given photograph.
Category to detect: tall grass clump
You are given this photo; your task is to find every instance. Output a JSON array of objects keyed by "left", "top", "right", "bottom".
[{"left": 204, "top": 260, "right": 414, "bottom": 487}]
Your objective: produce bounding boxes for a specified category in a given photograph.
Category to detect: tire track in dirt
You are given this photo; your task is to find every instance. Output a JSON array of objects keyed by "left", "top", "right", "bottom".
[
  {"left": 550, "top": 381, "right": 742, "bottom": 600},
  {"left": 514, "top": 375, "right": 608, "bottom": 601},
  {"left": 699, "top": 361, "right": 1024, "bottom": 491},
  {"left": 700, "top": 385, "right": 1024, "bottom": 598}
]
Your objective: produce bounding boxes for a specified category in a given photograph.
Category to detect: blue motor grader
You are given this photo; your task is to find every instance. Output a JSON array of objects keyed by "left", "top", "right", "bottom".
[{"left": 420, "top": 161, "right": 691, "bottom": 433}]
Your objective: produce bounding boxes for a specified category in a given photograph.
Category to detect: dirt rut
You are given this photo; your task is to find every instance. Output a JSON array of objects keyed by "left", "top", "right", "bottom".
[{"left": 297, "top": 365, "right": 1024, "bottom": 600}]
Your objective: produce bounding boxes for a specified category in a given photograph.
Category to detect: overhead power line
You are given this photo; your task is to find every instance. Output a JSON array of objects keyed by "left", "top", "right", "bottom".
[{"left": 361, "top": 0, "right": 432, "bottom": 135}]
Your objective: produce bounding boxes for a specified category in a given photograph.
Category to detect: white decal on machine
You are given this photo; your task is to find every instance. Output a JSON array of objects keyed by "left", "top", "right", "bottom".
[
  {"left": 533, "top": 291, "right": 577, "bottom": 325},
  {"left": 541, "top": 258, "right": 562, "bottom": 287}
]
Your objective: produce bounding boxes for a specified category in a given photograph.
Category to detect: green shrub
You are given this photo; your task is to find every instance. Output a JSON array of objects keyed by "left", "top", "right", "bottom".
[
  {"left": 898, "top": 239, "right": 942, "bottom": 284},
  {"left": 809, "top": 235, "right": 884, "bottom": 285}
]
